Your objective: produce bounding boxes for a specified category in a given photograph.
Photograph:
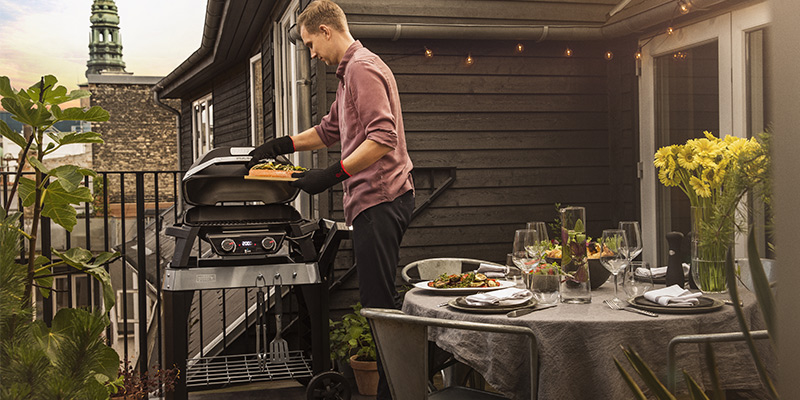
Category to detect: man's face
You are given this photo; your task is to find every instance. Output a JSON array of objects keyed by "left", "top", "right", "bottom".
[{"left": 300, "top": 24, "right": 334, "bottom": 66}]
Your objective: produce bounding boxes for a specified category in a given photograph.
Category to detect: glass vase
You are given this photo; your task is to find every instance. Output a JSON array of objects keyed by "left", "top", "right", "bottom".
[
  {"left": 559, "top": 206, "right": 591, "bottom": 303},
  {"left": 690, "top": 206, "right": 730, "bottom": 293}
]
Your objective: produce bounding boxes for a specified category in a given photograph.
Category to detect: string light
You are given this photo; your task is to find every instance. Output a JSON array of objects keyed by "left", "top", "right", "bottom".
[
  {"left": 673, "top": 51, "right": 688, "bottom": 60},
  {"left": 667, "top": 26, "right": 674, "bottom": 35},
  {"left": 516, "top": 43, "right": 525, "bottom": 53},
  {"left": 564, "top": 47, "right": 573, "bottom": 57},
  {"left": 678, "top": 0, "right": 691, "bottom": 14},
  {"left": 604, "top": 51, "right": 614, "bottom": 60},
  {"left": 464, "top": 53, "right": 475, "bottom": 66},
  {"left": 424, "top": 47, "right": 433, "bottom": 58},
  {"left": 635, "top": 49, "right": 642, "bottom": 60}
]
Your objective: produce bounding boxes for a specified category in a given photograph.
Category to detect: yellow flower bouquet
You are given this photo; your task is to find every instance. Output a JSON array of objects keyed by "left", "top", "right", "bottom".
[{"left": 654, "top": 131, "right": 770, "bottom": 292}]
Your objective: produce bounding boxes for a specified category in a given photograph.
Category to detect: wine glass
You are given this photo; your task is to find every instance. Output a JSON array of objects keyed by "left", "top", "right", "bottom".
[
  {"left": 618, "top": 221, "right": 642, "bottom": 262},
  {"left": 526, "top": 221, "right": 549, "bottom": 259},
  {"left": 512, "top": 229, "right": 538, "bottom": 273},
  {"left": 600, "top": 229, "right": 629, "bottom": 306},
  {"left": 623, "top": 261, "right": 654, "bottom": 299}
]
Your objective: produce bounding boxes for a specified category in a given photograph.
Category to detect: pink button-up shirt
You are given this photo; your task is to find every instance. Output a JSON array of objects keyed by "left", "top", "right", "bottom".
[{"left": 314, "top": 41, "right": 414, "bottom": 225}]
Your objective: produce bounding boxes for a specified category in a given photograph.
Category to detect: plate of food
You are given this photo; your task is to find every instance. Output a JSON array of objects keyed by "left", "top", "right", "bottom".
[
  {"left": 244, "top": 161, "right": 306, "bottom": 181},
  {"left": 413, "top": 272, "right": 515, "bottom": 294}
]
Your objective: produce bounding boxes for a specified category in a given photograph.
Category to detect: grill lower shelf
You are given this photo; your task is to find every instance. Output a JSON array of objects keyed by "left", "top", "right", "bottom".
[{"left": 186, "top": 351, "right": 313, "bottom": 388}]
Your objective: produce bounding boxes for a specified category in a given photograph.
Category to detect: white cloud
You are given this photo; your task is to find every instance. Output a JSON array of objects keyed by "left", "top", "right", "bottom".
[{"left": 0, "top": 0, "right": 205, "bottom": 91}]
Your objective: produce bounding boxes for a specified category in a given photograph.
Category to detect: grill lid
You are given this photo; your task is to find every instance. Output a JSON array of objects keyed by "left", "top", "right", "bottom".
[{"left": 183, "top": 147, "right": 300, "bottom": 206}]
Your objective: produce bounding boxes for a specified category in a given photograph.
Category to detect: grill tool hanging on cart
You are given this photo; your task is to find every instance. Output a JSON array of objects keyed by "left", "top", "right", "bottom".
[{"left": 163, "top": 147, "right": 351, "bottom": 400}]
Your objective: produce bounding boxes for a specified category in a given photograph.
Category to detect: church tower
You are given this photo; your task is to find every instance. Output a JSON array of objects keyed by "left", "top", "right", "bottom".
[{"left": 86, "top": 0, "right": 130, "bottom": 76}]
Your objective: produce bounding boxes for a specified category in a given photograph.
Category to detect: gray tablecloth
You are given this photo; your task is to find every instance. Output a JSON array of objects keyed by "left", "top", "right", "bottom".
[{"left": 402, "top": 282, "right": 774, "bottom": 400}]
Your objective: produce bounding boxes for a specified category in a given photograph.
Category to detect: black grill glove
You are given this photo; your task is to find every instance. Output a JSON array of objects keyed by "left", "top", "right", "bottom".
[
  {"left": 290, "top": 161, "right": 351, "bottom": 195},
  {"left": 246, "top": 136, "right": 295, "bottom": 169}
]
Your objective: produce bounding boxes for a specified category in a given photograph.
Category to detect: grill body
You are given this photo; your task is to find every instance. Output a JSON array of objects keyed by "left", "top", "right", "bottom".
[{"left": 163, "top": 147, "right": 349, "bottom": 399}]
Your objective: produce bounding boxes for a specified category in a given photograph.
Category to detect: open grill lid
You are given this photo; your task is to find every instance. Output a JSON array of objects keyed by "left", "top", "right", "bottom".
[{"left": 183, "top": 147, "right": 300, "bottom": 206}]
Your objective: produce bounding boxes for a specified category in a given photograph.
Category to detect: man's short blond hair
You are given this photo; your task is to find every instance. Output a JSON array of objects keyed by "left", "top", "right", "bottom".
[{"left": 297, "top": 0, "right": 348, "bottom": 34}]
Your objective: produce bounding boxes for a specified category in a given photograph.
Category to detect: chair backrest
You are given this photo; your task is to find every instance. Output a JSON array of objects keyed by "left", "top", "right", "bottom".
[
  {"left": 401, "top": 258, "right": 504, "bottom": 284},
  {"left": 361, "top": 308, "right": 538, "bottom": 400}
]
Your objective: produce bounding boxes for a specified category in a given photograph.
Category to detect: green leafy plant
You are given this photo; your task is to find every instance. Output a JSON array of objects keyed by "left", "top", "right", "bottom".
[
  {"left": 329, "top": 303, "right": 376, "bottom": 363},
  {"left": 0, "top": 75, "right": 118, "bottom": 310},
  {"left": 1, "top": 75, "right": 122, "bottom": 399}
]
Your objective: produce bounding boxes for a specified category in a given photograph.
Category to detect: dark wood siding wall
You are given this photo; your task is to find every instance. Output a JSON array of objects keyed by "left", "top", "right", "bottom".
[
  {"left": 262, "top": 28, "right": 276, "bottom": 141},
  {"left": 212, "top": 64, "right": 251, "bottom": 148},
  {"left": 312, "top": 38, "right": 640, "bottom": 309}
]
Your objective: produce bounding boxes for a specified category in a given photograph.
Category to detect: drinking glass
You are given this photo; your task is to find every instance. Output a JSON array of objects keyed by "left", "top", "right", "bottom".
[
  {"left": 530, "top": 264, "right": 560, "bottom": 305},
  {"left": 622, "top": 261, "right": 654, "bottom": 299},
  {"left": 618, "top": 221, "right": 642, "bottom": 261},
  {"left": 526, "top": 221, "right": 550, "bottom": 261},
  {"left": 512, "top": 229, "right": 538, "bottom": 273},
  {"left": 600, "top": 229, "right": 628, "bottom": 306}
]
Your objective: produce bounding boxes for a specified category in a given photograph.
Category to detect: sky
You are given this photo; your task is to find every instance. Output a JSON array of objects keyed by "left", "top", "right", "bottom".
[{"left": 0, "top": 0, "right": 206, "bottom": 93}]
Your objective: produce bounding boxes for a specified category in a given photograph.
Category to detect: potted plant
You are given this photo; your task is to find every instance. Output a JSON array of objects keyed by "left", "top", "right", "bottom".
[
  {"left": 109, "top": 360, "right": 180, "bottom": 399},
  {"left": 329, "top": 303, "right": 378, "bottom": 396}
]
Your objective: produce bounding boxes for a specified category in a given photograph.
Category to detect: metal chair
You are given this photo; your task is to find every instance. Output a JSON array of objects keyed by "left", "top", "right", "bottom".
[
  {"left": 361, "top": 308, "right": 538, "bottom": 400},
  {"left": 667, "top": 330, "right": 770, "bottom": 392},
  {"left": 401, "top": 258, "right": 504, "bottom": 284}
]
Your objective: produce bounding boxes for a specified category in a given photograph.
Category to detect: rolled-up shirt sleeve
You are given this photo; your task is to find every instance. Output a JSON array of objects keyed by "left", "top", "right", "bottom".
[
  {"left": 314, "top": 99, "right": 341, "bottom": 147},
  {"left": 346, "top": 60, "right": 398, "bottom": 149}
]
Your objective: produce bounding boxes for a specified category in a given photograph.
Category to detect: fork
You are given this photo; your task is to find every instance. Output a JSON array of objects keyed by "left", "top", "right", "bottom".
[{"left": 604, "top": 299, "right": 658, "bottom": 317}]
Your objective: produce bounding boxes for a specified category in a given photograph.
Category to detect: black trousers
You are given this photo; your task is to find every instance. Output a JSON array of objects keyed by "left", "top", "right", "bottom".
[{"left": 352, "top": 190, "right": 414, "bottom": 400}]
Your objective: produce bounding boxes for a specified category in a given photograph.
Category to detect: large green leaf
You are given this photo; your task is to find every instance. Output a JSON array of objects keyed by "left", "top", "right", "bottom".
[
  {"left": 42, "top": 201, "right": 78, "bottom": 232},
  {"left": 0, "top": 120, "right": 27, "bottom": 148},
  {"left": 43, "top": 179, "right": 93, "bottom": 205},
  {"left": 58, "top": 106, "right": 109, "bottom": 122},
  {"left": 48, "top": 165, "right": 85, "bottom": 192},
  {"left": 49, "top": 131, "right": 104, "bottom": 146},
  {"left": 52, "top": 248, "right": 118, "bottom": 310},
  {"left": 0, "top": 76, "right": 19, "bottom": 100},
  {"left": 33, "top": 255, "right": 53, "bottom": 298},
  {"left": 27, "top": 156, "right": 49, "bottom": 174},
  {"left": 747, "top": 230, "right": 776, "bottom": 342},
  {"left": 91, "top": 343, "right": 120, "bottom": 383},
  {"left": 18, "top": 177, "right": 36, "bottom": 207},
  {"left": 30, "top": 318, "right": 67, "bottom": 363}
]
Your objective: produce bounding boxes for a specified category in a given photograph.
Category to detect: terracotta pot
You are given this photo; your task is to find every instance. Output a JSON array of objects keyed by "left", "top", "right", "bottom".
[{"left": 349, "top": 354, "right": 378, "bottom": 396}]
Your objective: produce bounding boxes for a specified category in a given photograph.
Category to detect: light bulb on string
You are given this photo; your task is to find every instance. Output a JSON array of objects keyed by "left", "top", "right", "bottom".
[
  {"left": 424, "top": 47, "right": 433, "bottom": 58},
  {"left": 465, "top": 53, "right": 475, "bottom": 66},
  {"left": 516, "top": 43, "right": 525, "bottom": 53},
  {"left": 564, "top": 47, "right": 573, "bottom": 57},
  {"left": 679, "top": 0, "right": 691, "bottom": 14},
  {"left": 604, "top": 51, "right": 614, "bottom": 60},
  {"left": 667, "top": 26, "right": 674, "bottom": 35},
  {"left": 635, "top": 49, "right": 642, "bottom": 60}
]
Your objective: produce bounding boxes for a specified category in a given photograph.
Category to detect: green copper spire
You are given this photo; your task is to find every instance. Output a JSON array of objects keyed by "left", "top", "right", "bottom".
[{"left": 86, "top": 0, "right": 130, "bottom": 76}]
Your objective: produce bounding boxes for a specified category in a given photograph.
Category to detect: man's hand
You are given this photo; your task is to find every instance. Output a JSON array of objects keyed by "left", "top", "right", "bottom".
[
  {"left": 246, "top": 136, "right": 295, "bottom": 169},
  {"left": 290, "top": 161, "right": 351, "bottom": 195}
]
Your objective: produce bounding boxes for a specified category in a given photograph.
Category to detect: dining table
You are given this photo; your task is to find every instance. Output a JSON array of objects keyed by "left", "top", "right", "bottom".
[{"left": 401, "top": 281, "right": 774, "bottom": 400}]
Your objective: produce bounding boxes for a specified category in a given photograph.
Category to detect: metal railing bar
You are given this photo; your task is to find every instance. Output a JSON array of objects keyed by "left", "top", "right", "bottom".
[
  {"left": 120, "top": 172, "right": 128, "bottom": 362},
  {"left": 135, "top": 172, "right": 148, "bottom": 374}
]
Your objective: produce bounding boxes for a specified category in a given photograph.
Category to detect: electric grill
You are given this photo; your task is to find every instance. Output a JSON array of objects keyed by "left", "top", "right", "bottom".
[{"left": 163, "top": 147, "right": 351, "bottom": 400}]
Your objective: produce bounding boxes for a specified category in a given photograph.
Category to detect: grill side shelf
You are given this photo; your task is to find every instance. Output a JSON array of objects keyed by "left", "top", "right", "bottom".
[{"left": 163, "top": 264, "right": 321, "bottom": 291}]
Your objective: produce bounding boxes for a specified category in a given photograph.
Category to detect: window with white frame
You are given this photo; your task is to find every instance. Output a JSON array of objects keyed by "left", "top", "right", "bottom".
[
  {"left": 192, "top": 94, "right": 214, "bottom": 160},
  {"left": 639, "top": 2, "right": 771, "bottom": 265}
]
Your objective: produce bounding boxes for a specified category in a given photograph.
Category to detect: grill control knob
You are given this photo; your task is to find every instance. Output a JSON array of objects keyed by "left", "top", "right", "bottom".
[
  {"left": 220, "top": 238, "right": 236, "bottom": 252},
  {"left": 261, "top": 237, "right": 277, "bottom": 251}
]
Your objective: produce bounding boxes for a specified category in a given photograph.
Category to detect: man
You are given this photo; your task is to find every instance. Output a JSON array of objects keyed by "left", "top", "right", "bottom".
[{"left": 246, "top": 1, "right": 413, "bottom": 398}]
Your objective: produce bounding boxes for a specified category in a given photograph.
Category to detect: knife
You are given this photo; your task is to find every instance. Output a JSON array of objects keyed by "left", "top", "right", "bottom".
[{"left": 507, "top": 304, "right": 557, "bottom": 318}]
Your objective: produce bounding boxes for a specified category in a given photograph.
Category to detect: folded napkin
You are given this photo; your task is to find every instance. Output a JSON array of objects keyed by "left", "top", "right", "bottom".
[
  {"left": 644, "top": 285, "right": 702, "bottom": 307},
  {"left": 476, "top": 263, "right": 509, "bottom": 279},
  {"left": 465, "top": 287, "right": 532, "bottom": 306},
  {"left": 636, "top": 263, "right": 690, "bottom": 279}
]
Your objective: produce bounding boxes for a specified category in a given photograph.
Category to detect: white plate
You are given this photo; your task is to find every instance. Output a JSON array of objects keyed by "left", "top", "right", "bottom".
[{"left": 412, "top": 280, "right": 516, "bottom": 294}]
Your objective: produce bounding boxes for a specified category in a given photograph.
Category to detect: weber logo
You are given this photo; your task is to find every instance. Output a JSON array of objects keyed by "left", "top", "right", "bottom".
[{"left": 196, "top": 274, "right": 216, "bottom": 283}]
